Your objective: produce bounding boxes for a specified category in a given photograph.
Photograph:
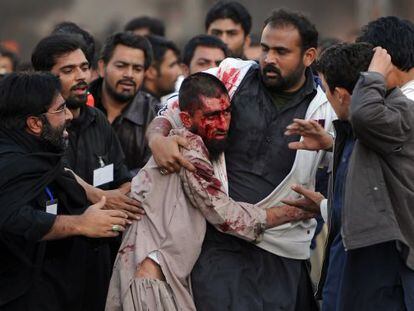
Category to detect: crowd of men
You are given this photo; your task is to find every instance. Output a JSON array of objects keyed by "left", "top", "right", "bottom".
[{"left": 0, "top": 1, "right": 414, "bottom": 310}]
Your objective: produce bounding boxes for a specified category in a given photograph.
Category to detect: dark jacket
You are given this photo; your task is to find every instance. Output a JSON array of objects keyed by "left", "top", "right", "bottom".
[
  {"left": 90, "top": 78, "right": 157, "bottom": 174},
  {"left": 343, "top": 72, "right": 414, "bottom": 269},
  {"left": 65, "top": 105, "right": 131, "bottom": 190}
]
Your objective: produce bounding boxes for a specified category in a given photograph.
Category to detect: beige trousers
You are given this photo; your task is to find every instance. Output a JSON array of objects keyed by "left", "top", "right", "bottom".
[{"left": 125, "top": 278, "right": 178, "bottom": 311}]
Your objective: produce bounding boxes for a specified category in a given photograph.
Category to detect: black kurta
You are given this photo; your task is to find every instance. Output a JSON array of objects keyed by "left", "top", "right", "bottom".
[
  {"left": 0, "top": 128, "right": 111, "bottom": 311},
  {"left": 65, "top": 105, "right": 131, "bottom": 190}
]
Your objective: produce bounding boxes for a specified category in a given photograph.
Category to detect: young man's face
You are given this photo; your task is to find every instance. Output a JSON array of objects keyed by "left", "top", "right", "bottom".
[
  {"left": 259, "top": 24, "right": 307, "bottom": 92},
  {"left": 0, "top": 55, "right": 13, "bottom": 75},
  {"left": 188, "top": 45, "right": 226, "bottom": 75},
  {"left": 50, "top": 49, "right": 90, "bottom": 109},
  {"left": 207, "top": 18, "right": 246, "bottom": 58},
  {"left": 320, "top": 74, "right": 350, "bottom": 120},
  {"left": 190, "top": 94, "right": 231, "bottom": 156},
  {"left": 100, "top": 44, "right": 145, "bottom": 103},
  {"left": 155, "top": 49, "right": 181, "bottom": 96},
  {"left": 40, "top": 93, "right": 73, "bottom": 151}
]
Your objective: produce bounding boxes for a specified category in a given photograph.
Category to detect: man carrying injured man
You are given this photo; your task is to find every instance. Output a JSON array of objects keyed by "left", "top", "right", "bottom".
[{"left": 105, "top": 72, "right": 314, "bottom": 311}]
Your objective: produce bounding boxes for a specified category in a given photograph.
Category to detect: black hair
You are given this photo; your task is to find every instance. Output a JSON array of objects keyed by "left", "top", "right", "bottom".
[
  {"left": 100, "top": 32, "right": 153, "bottom": 69},
  {"left": 182, "top": 34, "right": 229, "bottom": 66},
  {"left": 124, "top": 16, "right": 165, "bottom": 37},
  {"left": 318, "top": 37, "right": 342, "bottom": 54},
  {"left": 356, "top": 16, "right": 414, "bottom": 72},
  {"left": 31, "top": 34, "right": 87, "bottom": 71},
  {"left": 179, "top": 72, "right": 229, "bottom": 115},
  {"left": 0, "top": 46, "right": 19, "bottom": 72},
  {"left": 51, "top": 21, "right": 96, "bottom": 65},
  {"left": 145, "top": 35, "right": 180, "bottom": 69},
  {"left": 16, "top": 62, "right": 33, "bottom": 72},
  {"left": 316, "top": 42, "right": 374, "bottom": 94},
  {"left": 205, "top": 1, "right": 252, "bottom": 36},
  {"left": 264, "top": 9, "right": 318, "bottom": 52},
  {"left": 0, "top": 71, "right": 61, "bottom": 130}
]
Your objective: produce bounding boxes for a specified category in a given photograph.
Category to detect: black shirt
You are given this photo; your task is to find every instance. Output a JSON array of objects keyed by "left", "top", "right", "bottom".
[
  {"left": 65, "top": 105, "right": 131, "bottom": 190},
  {"left": 90, "top": 78, "right": 157, "bottom": 175},
  {"left": 225, "top": 65, "right": 318, "bottom": 204}
]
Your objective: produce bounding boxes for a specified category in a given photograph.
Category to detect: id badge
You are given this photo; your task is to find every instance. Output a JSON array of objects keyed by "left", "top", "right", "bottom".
[
  {"left": 46, "top": 199, "right": 58, "bottom": 215},
  {"left": 93, "top": 163, "right": 114, "bottom": 187}
]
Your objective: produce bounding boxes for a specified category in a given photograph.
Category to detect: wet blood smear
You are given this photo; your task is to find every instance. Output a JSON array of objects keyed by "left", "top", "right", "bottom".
[
  {"left": 206, "top": 178, "right": 222, "bottom": 196},
  {"left": 220, "top": 68, "right": 240, "bottom": 94},
  {"left": 219, "top": 221, "right": 230, "bottom": 232}
]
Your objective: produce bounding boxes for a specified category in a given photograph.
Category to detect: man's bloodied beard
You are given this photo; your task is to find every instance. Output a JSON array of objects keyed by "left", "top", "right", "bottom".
[
  {"left": 191, "top": 124, "right": 229, "bottom": 160},
  {"left": 204, "top": 138, "right": 228, "bottom": 160},
  {"left": 65, "top": 81, "right": 89, "bottom": 109},
  {"left": 39, "top": 115, "right": 68, "bottom": 153},
  {"left": 104, "top": 78, "right": 137, "bottom": 104},
  {"left": 261, "top": 62, "right": 305, "bottom": 92}
]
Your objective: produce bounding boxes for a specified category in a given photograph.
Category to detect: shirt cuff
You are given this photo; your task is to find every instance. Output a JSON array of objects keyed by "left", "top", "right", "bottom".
[
  {"left": 253, "top": 208, "right": 268, "bottom": 244},
  {"left": 25, "top": 211, "right": 57, "bottom": 241},
  {"left": 320, "top": 199, "right": 328, "bottom": 223}
]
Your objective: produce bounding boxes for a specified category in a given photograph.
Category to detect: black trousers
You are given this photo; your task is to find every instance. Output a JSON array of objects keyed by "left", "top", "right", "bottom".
[
  {"left": 337, "top": 241, "right": 414, "bottom": 311},
  {"left": 191, "top": 224, "right": 318, "bottom": 311},
  {"left": 1, "top": 239, "right": 111, "bottom": 311}
]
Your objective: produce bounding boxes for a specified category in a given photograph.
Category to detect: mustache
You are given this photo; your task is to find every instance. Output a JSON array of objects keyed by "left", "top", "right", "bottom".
[
  {"left": 70, "top": 81, "right": 88, "bottom": 91},
  {"left": 214, "top": 130, "right": 228, "bottom": 135},
  {"left": 117, "top": 78, "right": 136, "bottom": 87},
  {"left": 263, "top": 65, "right": 281, "bottom": 76}
]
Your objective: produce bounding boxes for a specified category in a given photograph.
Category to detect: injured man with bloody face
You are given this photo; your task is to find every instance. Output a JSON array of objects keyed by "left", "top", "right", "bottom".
[{"left": 105, "top": 72, "right": 314, "bottom": 311}]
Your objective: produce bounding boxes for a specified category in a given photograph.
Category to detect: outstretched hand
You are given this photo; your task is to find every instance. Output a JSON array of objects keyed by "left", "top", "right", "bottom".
[
  {"left": 79, "top": 196, "right": 130, "bottom": 238},
  {"left": 285, "top": 118, "right": 333, "bottom": 151},
  {"left": 281, "top": 184, "right": 325, "bottom": 214},
  {"left": 266, "top": 204, "right": 316, "bottom": 228},
  {"left": 103, "top": 187, "right": 145, "bottom": 220}
]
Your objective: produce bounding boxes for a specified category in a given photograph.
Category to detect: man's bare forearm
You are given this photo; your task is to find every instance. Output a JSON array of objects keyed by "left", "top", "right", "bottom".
[
  {"left": 146, "top": 117, "right": 172, "bottom": 143},
  {"left": 65, "top": 168, "right": 103, "bottom": 203},
  {"left": 41, "top": 215, "right": 82, "bottom": 240}
]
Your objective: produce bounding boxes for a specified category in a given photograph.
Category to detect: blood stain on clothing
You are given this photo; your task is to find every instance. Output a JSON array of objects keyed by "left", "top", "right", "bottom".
[
  {"left": 219, "top": 68, "right": 240, "bottom": 94},
  {"left": 119, "top": 244, "right": 135, "bottom": 255},
  {"left": 218, "top": 217, "right": 247, "bottom": 233}
]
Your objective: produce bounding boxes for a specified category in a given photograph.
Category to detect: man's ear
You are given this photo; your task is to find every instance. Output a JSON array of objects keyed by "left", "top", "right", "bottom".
[
  {"left": 97, "top": 59, "right": 106, "bottom": 78},
  {"left": 145, "top": 65, "right": 158, "bottom": 81},
  {"left": 26, "top": 116, "right": 43, "bottom": 136},
  {"left": 243, "top": 35, "right": 251, "bottom": 50},
  {"left": 179, "top": 111, "right": 192, "bottom": 129},
  {"left": 334, "top": 87, "right": 351, "bottom": 106},
  {"left": 181, "top": 64, "right": 190, "bottom": 77},
  {"left": 303, "top": 47, "right": 317, "bottom": 67}
]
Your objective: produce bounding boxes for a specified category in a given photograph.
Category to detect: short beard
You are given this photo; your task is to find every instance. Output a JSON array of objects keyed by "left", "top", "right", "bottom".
[
  {"left": 261, "top": 62, "right": 305, "bottom": 92},
  {"left": 39, "top": 115, "right": 68, "bottom": 153},
  {"left": 104, "top": 81, "right": 135, "bottom": 104},
  {"left": 229, "top": 44, "right": 245, "bottom": 59},
  {"left": 65, "top": 94, "right": 87, "bottom": 109},
  {"left": 66, "top": 81, "right": 89, "bottom": 109}
]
